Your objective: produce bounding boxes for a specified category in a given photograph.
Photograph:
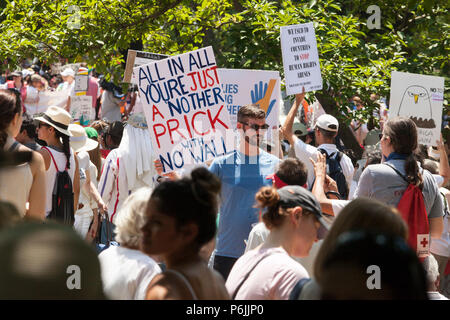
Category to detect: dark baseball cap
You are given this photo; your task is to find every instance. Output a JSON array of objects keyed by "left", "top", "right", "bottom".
[{"left": 277, "top": 185, "right": 331, "bottom": 239}]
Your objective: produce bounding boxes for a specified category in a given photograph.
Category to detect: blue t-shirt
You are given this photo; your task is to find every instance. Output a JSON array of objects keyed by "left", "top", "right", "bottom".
[{"left": 209, "top": 150, "right": 280, "bottom": 258}]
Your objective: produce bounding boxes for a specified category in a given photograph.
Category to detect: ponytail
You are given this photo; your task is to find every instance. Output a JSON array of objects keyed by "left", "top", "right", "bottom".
[
  {"left": 55, "top": 130, "right": 71, "bottom": 169},
  {"left": 405, "top": 153, "right": 424, "bottom": 190},
  {"left": 384, "top": 117, "right": 423, "bottom": 190},
  {"left": 0, "top": 132, "right": 7, "bottom": 149}
]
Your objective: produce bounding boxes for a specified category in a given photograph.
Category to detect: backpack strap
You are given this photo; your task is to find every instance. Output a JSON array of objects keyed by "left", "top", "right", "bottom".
[
  {"left": 382, "top": 163, "right": 409, "bottom": 184},
  {"left": 42, "top": 146, "right": 59, "bottom": 172},
  {"left": 231, "top": 253, "right": 271, "bottom": 300},
  {"left": 289, "top": 278, "right": 312, "bottom": 300},
  {"left": 7, "top": 141, "right": 19, "bottom": 152}
]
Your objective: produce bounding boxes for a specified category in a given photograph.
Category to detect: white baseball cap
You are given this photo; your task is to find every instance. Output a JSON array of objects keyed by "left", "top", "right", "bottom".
[
  {"left": 61, "top": 68, "right": 75, "bottom": 77},
  {"left": 315, "top": 114, "right": 339, "bottom": 132}
]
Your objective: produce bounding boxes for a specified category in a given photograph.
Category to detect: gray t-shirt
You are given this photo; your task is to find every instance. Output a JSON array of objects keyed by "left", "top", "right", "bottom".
[
  {"left": 101, "top": 90, "right": 122, "bottom": 122},
  {"left": 354, "top": 159, "right": 443, "bottom": 218}
]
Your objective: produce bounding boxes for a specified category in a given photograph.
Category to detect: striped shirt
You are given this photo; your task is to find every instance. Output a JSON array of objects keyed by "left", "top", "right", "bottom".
[{"left": 98, "top": 149, "right": 129, "bottom": 224}]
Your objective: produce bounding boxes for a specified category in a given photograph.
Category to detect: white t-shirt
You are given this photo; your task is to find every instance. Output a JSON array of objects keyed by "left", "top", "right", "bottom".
[
  {"left": 99, "top": 246, "right": 161, "bottom": 300},
  {"left": 226, "top": 246, "right": 309, "bottom": 300},
  {"left": 293, "top": 138, "right": 354, "bottom": 190}
]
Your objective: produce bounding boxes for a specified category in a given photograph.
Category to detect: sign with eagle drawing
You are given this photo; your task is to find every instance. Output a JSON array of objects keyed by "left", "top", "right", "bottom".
[{"left": 389, "top": 71, "right": 445, "bottom": 146}]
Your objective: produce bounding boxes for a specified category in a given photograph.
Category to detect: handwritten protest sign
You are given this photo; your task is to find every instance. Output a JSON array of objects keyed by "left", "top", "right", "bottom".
[
  {"left": 123, "top": 50, "right": 169, "bottom": 83},
  {"left": 281, "top": 22, "right": 322, "bottom": 95},
  {"left": 218, "top": 68, "right": 280, "bottom": 144},
  {"left": 136, "top": 46, "right": 234, "bottom": 173},
  {"left": 389, "top": 71, "right": 445, "bottom": 146},
  {"left": 74, "top": 74, "right": 88, "bottom": 92},
  {"left": 71, "top": 95, "right": 94, "bottom": 126}
]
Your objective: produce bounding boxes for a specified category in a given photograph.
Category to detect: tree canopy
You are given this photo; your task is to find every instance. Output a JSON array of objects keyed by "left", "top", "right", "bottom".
[{"left": 1, "top": 0, "right": 448, "bottom": 155}]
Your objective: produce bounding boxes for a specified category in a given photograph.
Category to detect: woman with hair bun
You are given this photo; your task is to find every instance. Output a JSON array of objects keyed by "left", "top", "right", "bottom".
[
  {"left": 225, "top": 185, "right": 330, "bottom": 300},
  {"left": 0, "top": 89, "right": 46, "bottom": 219},
  {"left": 142, "top": 167, "right": 229, "bottom": 300}
]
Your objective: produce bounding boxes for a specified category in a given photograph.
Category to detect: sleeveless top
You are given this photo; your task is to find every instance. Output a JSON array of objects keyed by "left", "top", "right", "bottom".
[
  {"left": 42, "top": 146, "right": 76, "bottom": 216},
  {"left": 0, "top": 137, "right": 33, "bottom": 217}
]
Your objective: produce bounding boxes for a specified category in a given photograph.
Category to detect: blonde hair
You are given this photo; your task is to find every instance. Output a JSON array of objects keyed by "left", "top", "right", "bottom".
[
  {"left": 314, "top": 197, "right": 408, "bottom": 283},
  {"left": 114, "top": 187, "right": 152, "bottom": 248}
]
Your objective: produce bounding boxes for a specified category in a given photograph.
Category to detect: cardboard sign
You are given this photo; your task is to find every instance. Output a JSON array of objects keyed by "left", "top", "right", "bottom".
[
  {"left": 123, "top": 50, "right": 169, "bottom": 83},
  {"left": 281, "top": 22, "right": 323, "bottom": 95},
  {"left": 71, "top": 95, "right": 94, "bottom": 126},
  {"left": 218, "top": 68, "right": 280, "bottom": 142},
  {"left": 136, "top": 46, "right": 234, "bottom": 173},
  {"left": 389, "top": 71, "right": 445, "bottom": 146}
]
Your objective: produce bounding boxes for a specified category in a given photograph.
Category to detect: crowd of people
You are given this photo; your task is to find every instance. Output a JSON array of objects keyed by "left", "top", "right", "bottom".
[{"left": 0, "top": 61, "right": 448, "bottom": 301}]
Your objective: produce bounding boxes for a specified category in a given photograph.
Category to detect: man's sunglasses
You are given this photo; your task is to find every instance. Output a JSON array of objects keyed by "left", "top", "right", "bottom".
[{"left": 239, "top": 121, "right": 269, "bottom": 131}]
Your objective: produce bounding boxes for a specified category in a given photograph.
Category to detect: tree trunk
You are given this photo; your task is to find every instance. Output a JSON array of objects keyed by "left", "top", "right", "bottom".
[{"left": 315, "top": 91, "right": 364, "bottom": 159}]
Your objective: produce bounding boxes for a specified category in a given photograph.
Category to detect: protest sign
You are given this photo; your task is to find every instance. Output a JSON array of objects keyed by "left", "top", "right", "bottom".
[
  {"left": 136, "top": 46, "right": 234, "bottom": 173},
  {"left": 123, "top": 50, "right": 169, "bottom": 83},
  {"left": 389, "top": 71, "right": 445, "bottom": 146},
  {"left": 37, "top": 89, "right": 71, "bottom": 110},
  {"left": 70, "top": 95, "right": 94, "bottom": 126},
  {"left": 74, "top": 74, "right": 89, "bottom": 92},
  {"left": 218, "top": 68, "right": 280, "bottom": 143},
  {"left": 281, "top": 22, "right": 322, "bottom": 95}
]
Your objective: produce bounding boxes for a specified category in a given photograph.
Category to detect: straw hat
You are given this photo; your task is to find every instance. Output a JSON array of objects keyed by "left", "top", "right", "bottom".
[
  {"left": 69, "top": 124, "right": 98, "bottom": 153},
  {"left": 35, "top": 106, "right": 73, "bottom": 136}
]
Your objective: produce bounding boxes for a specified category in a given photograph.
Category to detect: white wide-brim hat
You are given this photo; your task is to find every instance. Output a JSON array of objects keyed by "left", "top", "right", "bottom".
[
  {"left": 61, "top": 68, "right": 75, "bottom": 77},
  {"left": 35, "top": 106, "right": 73, "bottom": 137},
  {"left": 69, "top": 124, "right": 98, "bottom": 153}
]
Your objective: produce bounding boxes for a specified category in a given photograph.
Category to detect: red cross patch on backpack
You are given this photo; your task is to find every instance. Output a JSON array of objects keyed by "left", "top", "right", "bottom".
[{"left": 384, "top": 163, "right": 430, "bottom": 258}]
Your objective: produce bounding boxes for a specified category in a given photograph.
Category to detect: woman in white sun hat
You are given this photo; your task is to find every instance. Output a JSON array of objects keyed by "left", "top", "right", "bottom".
[
  {"left": 69, "top": 123, "right": 107, "bottom": 240},
  {"left": 36, "top": 106, "right": 80, "bottom": 218}
]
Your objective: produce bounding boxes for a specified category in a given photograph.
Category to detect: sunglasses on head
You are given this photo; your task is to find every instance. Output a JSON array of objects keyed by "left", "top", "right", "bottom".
[{"left": 239, "top": 121, "right": 269, "bottom": 131}]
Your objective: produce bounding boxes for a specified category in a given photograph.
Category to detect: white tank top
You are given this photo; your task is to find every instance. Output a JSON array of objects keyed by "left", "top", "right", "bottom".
[
  {"left": 0, "top": 137, "right": 33, "bottom": 217},
  {"left": 42, "top": 146, "right": 76, "bottom": 215}
]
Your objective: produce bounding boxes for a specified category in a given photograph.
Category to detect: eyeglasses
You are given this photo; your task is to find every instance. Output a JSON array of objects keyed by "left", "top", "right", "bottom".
[
  {"left": 38, "top": 122, "right": 50, "bottom": 129},
  {"left": 239, "top": 121, "right": 269, "bottom": 131}
]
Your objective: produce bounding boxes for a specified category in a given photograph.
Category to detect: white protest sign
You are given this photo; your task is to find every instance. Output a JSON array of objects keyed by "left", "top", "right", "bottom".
[
  {"left": 74, "top": 74, "right": 89, "bottom": 92},
  {"left": 136, "top": 46, "right": 234, "bottom": 173},
  {"left": 71, "top": 95, "right": 94, "bottom": 126},
  {"left": 123, "top": 50, "right": 169, "bottom": 83},
  {"left": 281, "top": 22, "right": 322, "bottom": 95},
  {"left": 218, "top": 68, "right": 280, "bottom": 142},
  {"left": 37, "top": 90, "right": 71, "bottom": 110},
  {"left": 389, "top": 71, "right": 445, "bottom": 146}
]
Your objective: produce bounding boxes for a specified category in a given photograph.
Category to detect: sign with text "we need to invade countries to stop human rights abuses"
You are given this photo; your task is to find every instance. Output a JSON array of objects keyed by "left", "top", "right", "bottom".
[
  {"left": 136, "top": 46, "right": 234, "bottom": 173},
  {"left": 281, "top": 22, "right": 323, "bottom": 95}
]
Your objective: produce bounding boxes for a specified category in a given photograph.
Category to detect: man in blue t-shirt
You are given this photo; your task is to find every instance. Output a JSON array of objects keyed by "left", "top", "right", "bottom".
[{"left": 209, "top": 105, "right": 280, "bottom": 280}]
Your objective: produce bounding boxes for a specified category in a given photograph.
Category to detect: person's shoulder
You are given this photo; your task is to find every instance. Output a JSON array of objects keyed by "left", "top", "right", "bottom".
[
  {"left": 259, "top": 150, "right": 281, "bottom": 163},
  {"left": 268, "top": 249, "right": 308, "bottom": 275}
]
